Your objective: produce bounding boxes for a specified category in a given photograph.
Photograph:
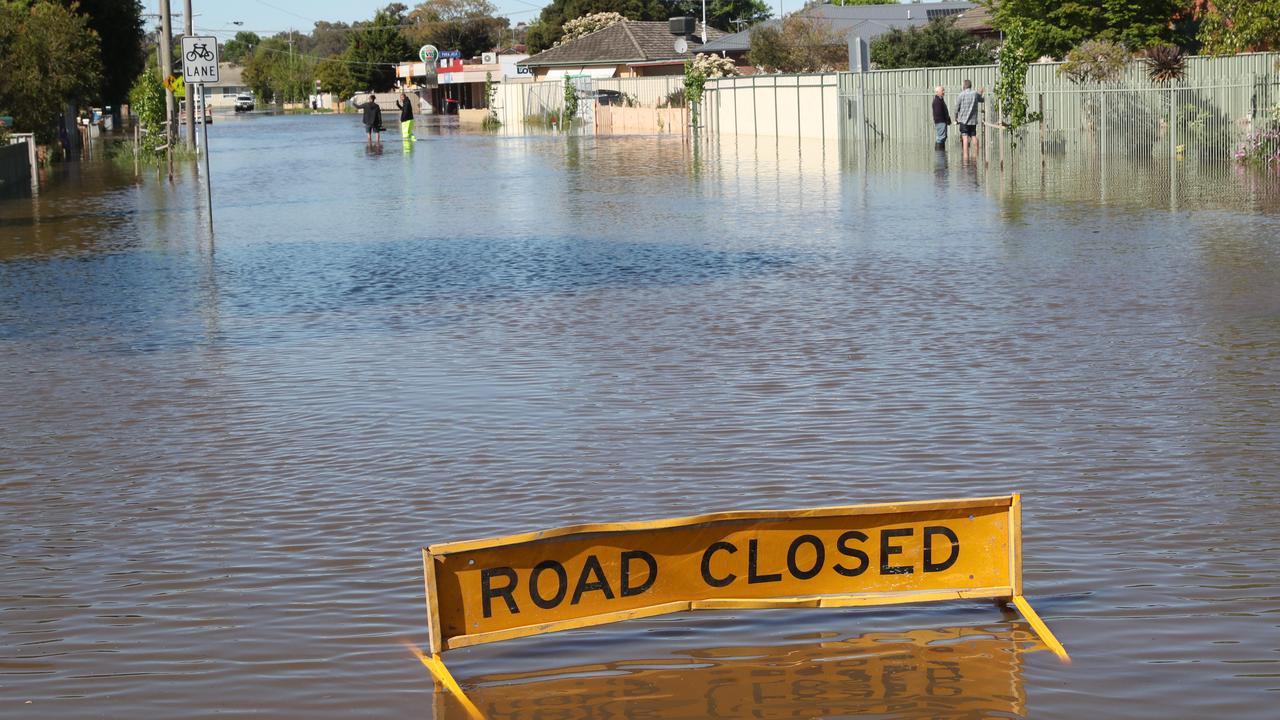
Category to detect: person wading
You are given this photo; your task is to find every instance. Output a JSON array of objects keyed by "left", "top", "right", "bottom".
[
  {"left": 357, "top": 94, "right": 384, "bottom": 145},
  {"left": 932, "top": 86, "right": 951, "bottom": 151},
  {"left": 954, "top": 80, "right": 985, "bottom": 160},
  {"left": 396, "top": 92, "right": 416, "bottom": 143}
]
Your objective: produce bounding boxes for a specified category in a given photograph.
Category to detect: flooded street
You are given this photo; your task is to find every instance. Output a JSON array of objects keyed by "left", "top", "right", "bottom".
[{"left": 2, "top": 114, "right": 1279, "bottom": 718}]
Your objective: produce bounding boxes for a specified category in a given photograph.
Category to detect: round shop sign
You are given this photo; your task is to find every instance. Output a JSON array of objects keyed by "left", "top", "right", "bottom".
[{"left": 419, "top": 44, "right": 439, "bottom": 65}]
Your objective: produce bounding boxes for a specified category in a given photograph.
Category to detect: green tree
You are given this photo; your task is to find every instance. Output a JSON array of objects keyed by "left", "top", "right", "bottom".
[
  {"left": 127, "top": 69, "right": 165, "bottom": 153},
  {"left": 0, "top": 1, "right": 103, "bottom": 142},
  {"left": 63, "top": 0, "right": 145, "bottom": 109},
  {"left": 525, "top": 0, "right": 672, "bottom": 52},
  {"left": 316, "top": 58, "right": 360, "bottom": 100},
  {"left": 1197, "top": 0, "right": 1280, "bottom": 54},
  {"left": 871, "top": 17, "right": 999, "bottom": 69},
  {"left": 405, "top": 0, "right": 508, "bottom": 58},
  {"left": 676, "top": 0, "right": 771, "bottom": 32},
  {"left": 308, "top": 21, "right": 353, "bottom": 58},
  {"left": 993, "top": 18, "right": 1041, "bottom": 133},
  {"left": 747, "top": 12, "right": 845, "bottom": 72},
  {"left": 986, "top": 0, "right": 1189, "bottom": 59},
  {"left": 345, "top": 8, "right": 413, "bottom": 91},
  {"left": 222, "top": 31, "right": 261, "bottom": 65},
  {"left": 241, "top": 38, "right": 289, "bottom": 102}
]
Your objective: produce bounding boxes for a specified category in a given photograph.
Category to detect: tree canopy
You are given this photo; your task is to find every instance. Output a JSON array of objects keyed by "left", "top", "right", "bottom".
[
  {"left": 405, "top": 0, "right": 509, "bottom": 58},
  {"left": 871, "top": 17, "right": 999, "bottom": 69},
  {"left": 222, "top": 31, "right": 261, "bottom": 65},
  {"left": 1196, "top": 0, "right": 1280, "bottom": 54},
  {"left": 63, "top": 0, "right": 145, "bottom": 108},
  {"left": 986, "top": 0, "right": 1190, "bottom": 59},
  {"left": 0, "top": 1, "right": 103, "bottom": 142},
  {"left": 747, "top": 13, "right": 845, "bottom": 73},
  {"left": 344, "top": 8, "right": 414, "bottom": 91}
]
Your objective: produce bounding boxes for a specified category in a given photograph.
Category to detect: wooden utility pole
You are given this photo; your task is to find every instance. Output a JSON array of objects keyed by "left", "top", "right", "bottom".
[
  {"left": 184, "top": 0, "right": 195, "bottom": 149},
  {"left": 159, "top": 0, "right": 175, "bottom": 178}
]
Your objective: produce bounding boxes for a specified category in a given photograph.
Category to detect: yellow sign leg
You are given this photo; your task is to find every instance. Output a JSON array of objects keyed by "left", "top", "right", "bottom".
[
  {"left": 1012, "top": 595, "right": 1070, "bottom": 664},
  {"left": 415, "top": 648, "right": 485, "bottom": 719}
]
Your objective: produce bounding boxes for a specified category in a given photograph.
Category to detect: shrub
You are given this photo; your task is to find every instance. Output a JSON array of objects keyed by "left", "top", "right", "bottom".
[
  {"left": 562, "top": 77, "right": 579, "bottom": 120},
  {"left": 128, "top": 70, "right": 167, "bottom": 155},
  {"left": 871, "top": 17, "right": 999, "bottom": 69},
  {"left": 559, "top": 12, "right": 624, "bottom": 46},
  {"left": 1059, "top": 39, "right": 1131, "bottom": 85},
  {"left": 1142, "top": 44, "right": 1186, "bottom": 84},
  {"left": 1235, "top": 127, "right": 1280, "bottom": 166}
]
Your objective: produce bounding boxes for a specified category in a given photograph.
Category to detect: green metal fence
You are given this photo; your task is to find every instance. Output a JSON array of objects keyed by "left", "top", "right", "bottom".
[{"left": 830, "top": 51, "right": 1280, "bottom": 162}]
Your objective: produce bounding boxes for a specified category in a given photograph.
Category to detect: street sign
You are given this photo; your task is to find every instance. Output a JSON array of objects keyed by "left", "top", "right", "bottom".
[
  {"left": 440, "top": 50, "right": 462, "bottom": 59},
  {"left": 417, "top": 494, "right": 1069, "bottom": 712},
  {"left": 426, "top": 496, "right": 1023, "bottom": 649},
  {"left": 419, "top": 44, "right": 439, "bottom": 64},
  {"left": 181, "top": 36, "right": 220, "bottom": 83}
]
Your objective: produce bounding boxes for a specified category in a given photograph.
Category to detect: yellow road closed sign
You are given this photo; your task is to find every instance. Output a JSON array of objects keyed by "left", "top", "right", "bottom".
[{"left": 419, "top": 495, "right": 1067, "bottom": 716}]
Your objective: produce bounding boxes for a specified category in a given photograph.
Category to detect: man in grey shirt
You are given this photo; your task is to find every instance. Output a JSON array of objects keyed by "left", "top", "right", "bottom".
[{"left": 954, "top": 79, "right": 984, "bottom": 159}]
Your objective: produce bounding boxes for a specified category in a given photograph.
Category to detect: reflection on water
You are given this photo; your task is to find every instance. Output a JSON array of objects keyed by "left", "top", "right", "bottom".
[
  {"left": 450, "top": 623, "right": 1037, "bottom": 720},
  {"left": 2, "top": 115, "right": 1279, "bottom": 719}
]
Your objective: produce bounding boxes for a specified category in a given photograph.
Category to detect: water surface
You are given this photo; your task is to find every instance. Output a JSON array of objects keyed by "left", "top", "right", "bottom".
[{"left": 2, "top": 114, "right": 1279, "bottom": 718}]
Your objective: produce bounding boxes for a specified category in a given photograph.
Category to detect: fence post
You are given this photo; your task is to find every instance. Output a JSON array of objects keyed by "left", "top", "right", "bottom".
[
  {"left": 1169, "top": 86, "right": 1176, "bottom": 172},
  {"left": 752, "top": 76, "right": 759, "bottom": 140}
]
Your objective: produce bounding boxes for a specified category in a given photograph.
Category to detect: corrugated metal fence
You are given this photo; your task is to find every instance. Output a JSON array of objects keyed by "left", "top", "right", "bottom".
[
  {"left": 702, "top": 74, "right": 839, "bottom": 140},
  {"left": 494, "top": 76, "right": 685, "bottom": 128},
  {"left": 838, "top": 51, "right": 1280, "bottom": 161}
]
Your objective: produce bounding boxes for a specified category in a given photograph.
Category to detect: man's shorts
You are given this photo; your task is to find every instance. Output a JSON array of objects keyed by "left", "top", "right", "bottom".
[{"left": 959, "top": 123, "right": 977, "bottom": 137}]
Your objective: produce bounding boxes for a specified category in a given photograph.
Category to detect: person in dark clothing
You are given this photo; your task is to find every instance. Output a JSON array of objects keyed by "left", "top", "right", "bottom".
[
  {"left": 356, "top": 94, "right": 383, "bottom": 144},
  {"left": 395, "top": 92, "right": 416, "bottom": 142},
  {"left": 932, "top": 86, "right": 951, "bottom": 150}
]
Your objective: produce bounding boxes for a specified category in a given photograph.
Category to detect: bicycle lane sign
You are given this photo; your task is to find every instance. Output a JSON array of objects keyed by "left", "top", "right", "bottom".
[{"left": 181, "top": 36, "right": 220, "bottom": 83}]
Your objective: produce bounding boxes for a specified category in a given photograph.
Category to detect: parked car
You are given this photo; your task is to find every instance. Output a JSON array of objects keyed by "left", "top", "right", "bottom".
[{"left": 234, "top": 94, "right": 254, "bottom": 112}]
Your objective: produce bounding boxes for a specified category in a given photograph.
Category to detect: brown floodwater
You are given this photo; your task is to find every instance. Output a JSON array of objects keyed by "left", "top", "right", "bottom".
[{"left": 2, "top": 114, "right": 1279, "bottom": 719}]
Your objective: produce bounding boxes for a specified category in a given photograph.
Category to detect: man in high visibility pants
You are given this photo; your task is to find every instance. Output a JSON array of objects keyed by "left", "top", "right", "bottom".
[{"left": 396, "top": 92, "right": 416, "bottom": 142}]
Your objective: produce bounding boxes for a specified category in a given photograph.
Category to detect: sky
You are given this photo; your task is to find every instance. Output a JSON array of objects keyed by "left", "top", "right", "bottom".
[
  {"left": 158, "top": 0, "right": 931, "bottom": 41},
  {"left": 157, "top": 0, "right": 553, "bottom": 41}
]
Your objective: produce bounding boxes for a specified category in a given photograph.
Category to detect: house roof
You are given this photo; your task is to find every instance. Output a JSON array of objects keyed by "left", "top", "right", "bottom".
[
  {"left": 520, "top": 20, "right": 725, "bottom": 67},
  {"left": 699, "top": 0, "right": 977, "bottom": 54},
  {"left": 953, "top": 6, "right": 995, "bottom": 33}
]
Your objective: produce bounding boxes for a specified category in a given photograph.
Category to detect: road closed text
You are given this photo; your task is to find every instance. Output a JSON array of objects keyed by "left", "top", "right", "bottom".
[{"left": 478, "top": 526, "right": 963, "bottom": 619}]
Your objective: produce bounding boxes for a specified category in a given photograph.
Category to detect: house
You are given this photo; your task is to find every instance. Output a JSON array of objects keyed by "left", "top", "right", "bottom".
[
  {"left": 203, "top": 63, "right": 252, "bottom": 112},
  {"left": 518, "top": 20, "right": 726, "bottom": 80},
  {"left": 699, "top": 1, "right": 977, "bottom": 64}
]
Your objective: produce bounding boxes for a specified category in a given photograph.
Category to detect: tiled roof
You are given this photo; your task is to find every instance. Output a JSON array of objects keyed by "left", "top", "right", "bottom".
[
  {"left": 953, "top": 6, "right": 994, "bottom": 33},
  {"left": 521, "top": 20, "right": 725, "bottom": 67}
]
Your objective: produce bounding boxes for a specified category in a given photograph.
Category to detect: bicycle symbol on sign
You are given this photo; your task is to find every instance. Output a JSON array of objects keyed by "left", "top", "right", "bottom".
[{"left": 185, "top": 43, "right": 214, "bottom": 62}]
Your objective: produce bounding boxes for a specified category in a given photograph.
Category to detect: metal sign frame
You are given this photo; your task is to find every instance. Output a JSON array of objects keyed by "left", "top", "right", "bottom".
[{"left": 419, "top": 494, "right": 1068, "bottom": 715}]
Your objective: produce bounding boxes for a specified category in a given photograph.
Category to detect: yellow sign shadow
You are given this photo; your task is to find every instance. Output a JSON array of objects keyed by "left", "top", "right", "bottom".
[{"left": 419, "top": 495, "right": 1067, "bottom": 716}]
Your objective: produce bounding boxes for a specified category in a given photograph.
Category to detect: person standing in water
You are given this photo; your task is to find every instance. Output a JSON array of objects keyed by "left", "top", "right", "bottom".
[
  {"left": 931, "top": 86, "right": 951, "bottom": 150},
  {"left": 396, "top": 92, "right": 416, "bottom": 142},
  {"left": 357, "top": 94, "right": 383, "bottom": 144},
  {"left": 954, "top": 80, "right": 984, "bottom": 160}
]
